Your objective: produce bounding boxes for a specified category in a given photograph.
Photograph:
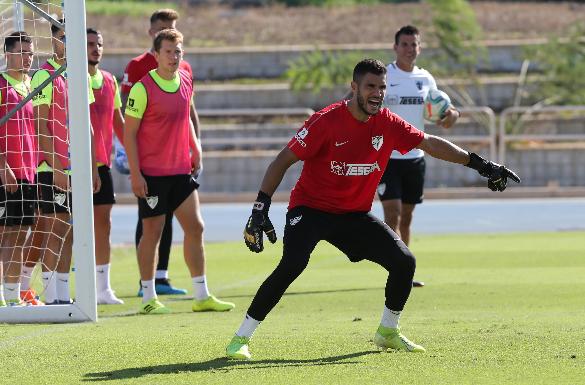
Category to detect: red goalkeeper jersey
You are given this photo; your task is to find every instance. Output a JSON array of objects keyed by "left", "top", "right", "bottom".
[{"left": 288, "top": 100, "right": 424, "bottom": 214}]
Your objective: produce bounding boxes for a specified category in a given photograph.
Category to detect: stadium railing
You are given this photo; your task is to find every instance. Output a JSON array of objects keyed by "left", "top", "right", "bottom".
[{"left": 499, "top": 106, "right": 585, "bottom": 164}]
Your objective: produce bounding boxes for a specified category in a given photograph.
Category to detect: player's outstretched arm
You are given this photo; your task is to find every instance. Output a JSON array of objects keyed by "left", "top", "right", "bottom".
[
  {"left": 417, "top": 134, "right": 521, "bottom": 192},
  {"left": 244, "top": 147, "right": 299, "bottom": 253}
]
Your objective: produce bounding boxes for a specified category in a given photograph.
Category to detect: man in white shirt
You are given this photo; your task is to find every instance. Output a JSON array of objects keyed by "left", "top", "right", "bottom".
[{"left": 378, "top": 25, "right": 460, "bottom": 287}]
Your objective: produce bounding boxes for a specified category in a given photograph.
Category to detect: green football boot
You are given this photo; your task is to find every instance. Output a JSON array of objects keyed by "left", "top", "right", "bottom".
[
  {"left": 139, "top": 298, "right": 171, "bottom": 315},
  {"left": 0, "top": 299, "right": 6, "bottom": 307},
  {"left": 192, "top": 295, "right": 235, "bottom": 312},
  {"left": 226, "top": 335, "right": 251, "bottom": 360},
  {"left": 373, "top": 325, "right": 426, "bottom": 352}
]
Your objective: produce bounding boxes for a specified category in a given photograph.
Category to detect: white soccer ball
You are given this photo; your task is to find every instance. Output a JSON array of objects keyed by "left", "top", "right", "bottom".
[{"left": 423, "top": 89, "right": 452, "bottom": 123}]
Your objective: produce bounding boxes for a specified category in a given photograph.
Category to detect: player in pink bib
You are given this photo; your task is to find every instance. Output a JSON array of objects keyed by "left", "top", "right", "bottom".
[
  {"left": 32, "top": 21, "right": 100, "bottom": 305},
  {"left": 87, "top": 27, "right": 125, "bottom": 305},
  {"left": 124, "top": 29, "right": 233, "bottom": 315},
  {"left": 0, "top": 32, "right": 36, "bottom": 307},
  {"left": 122, "top": 9, "right": 200, "bottom": 297}
]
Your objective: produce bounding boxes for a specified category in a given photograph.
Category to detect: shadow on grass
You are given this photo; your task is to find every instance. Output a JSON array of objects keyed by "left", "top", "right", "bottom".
[
  {"left": 166, "top": 286, "right": 381, "bottom": 302},
  {"left": 83, "top": 350, "right": 380, "bottom": 381}
]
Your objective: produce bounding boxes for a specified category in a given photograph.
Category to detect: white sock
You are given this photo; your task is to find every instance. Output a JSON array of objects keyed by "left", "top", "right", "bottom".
[
  {"left": 192, "top": 275, "right": 210, "bottom": 300},
  {"left": 236, "top": 314, "right": 261, "bottom": 339},
  {"left": 42, "top": 272, "right": 57, "bottom": 304},
  {"left": 141, "top": 279, "right": 156, "bottom": 303},
  {"left": 96, "top": 263, "right": 111, "bottom": 293},
  {"left": 21, "top": 266, "right": 34, "bottom": 290},
  {"left": 0, "top": 284, "right": 4, "bottom": 302},
  {"left": 155, "top": 270, "right": 168, "bottom": 280},
  {"left": 56, "top": 272, "right": 70, "bottom": 302},
  {"left": 380, "top": 306, "right": 401, "bottom": 329},
  {"left": 4, "top": 283, "right": 20, "bottom": 301}
]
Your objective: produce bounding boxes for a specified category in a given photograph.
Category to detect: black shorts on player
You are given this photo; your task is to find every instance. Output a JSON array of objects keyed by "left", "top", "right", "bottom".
[
  {"left": 377, "top": 157, "right": 425, "bottom": 204},
  {"left": 38, "top": 171, "right": 72, "bottom": 214},
  {"left": 0, "top": 180, "right": 37, "bottom": 227},
  {"left": 138, "top": 174, "right": 199, "bottom": 218},
  {"left": 247, "top": 205, "right": 416, "bottom": 322},
  {"left": 93, "top": 165, "right": 116, "bottom": 205}
]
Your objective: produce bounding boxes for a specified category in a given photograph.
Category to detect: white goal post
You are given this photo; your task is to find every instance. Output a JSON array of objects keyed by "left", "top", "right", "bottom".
[{"left": 0, "top": 0, "right": 97, "bottom": 323}]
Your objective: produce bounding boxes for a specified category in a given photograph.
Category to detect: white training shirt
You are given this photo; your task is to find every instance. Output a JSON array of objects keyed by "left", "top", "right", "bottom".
[{"left": 383, "top": 61, "right": 437, "bottom": 159}]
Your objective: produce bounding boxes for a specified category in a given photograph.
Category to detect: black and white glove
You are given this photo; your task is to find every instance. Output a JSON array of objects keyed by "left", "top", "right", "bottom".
[
  {"left": 466, "top": 152, "right": 521, "bottom": 192},
  {"left": 243, "top": 191, "right": 277, "bottom": 253}
]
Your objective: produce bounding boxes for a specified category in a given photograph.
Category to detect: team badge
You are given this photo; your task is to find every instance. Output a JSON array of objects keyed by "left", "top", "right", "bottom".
[
  {"left": 377, "top": 183, "right": 386, "bottom": 196},
  {"left": 416, "top": 80, "right": 423, "bottom": 90},
  {"left": 289, "top": 215, "right": 302, "bottom": 226},
  {"left": 54, "top": 193, "right": 66, "bottom": 207},
  {"left": 146, "top": 196, "right": 158, "bottom": 209},
  {"left": 372, "top": 136, "right": 383, "bottom": 151},
  {"left": 0, "top": 207, "right": 5, "bottom": 218}
]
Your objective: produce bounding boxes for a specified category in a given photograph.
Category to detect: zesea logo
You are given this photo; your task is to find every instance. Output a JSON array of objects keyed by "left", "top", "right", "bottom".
[
  {"left": 399, "top": 96, "right": 424, "bottom": 105},
  {"left": 330, "top": 161, "right": 381, "bottom": 176}
]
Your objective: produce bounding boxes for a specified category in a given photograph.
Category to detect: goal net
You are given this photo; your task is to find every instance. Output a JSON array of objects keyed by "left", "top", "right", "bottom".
[{"left": 0, "top": 0, "right": 96, "bottom": 323}]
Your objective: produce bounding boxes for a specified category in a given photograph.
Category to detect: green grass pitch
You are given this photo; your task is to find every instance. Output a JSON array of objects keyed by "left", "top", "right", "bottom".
[{"left": 1, "top": 231, "right": 584, "bottom": 384}]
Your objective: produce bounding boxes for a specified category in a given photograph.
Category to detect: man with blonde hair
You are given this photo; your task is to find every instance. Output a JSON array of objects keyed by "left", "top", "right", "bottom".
[
  {"left": 121, "top": 9, "right": 199, "bottom": 297},
  {"left": 124, "top": 29, "right": 233, "bottom": 314}
]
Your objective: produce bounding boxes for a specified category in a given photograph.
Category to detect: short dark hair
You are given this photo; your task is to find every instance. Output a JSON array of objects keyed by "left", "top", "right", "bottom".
[
  {"left": 395, "top": 25, "right": 419, "bottom": 45},
  {"left": 150, "top": 9, "right": 179, "bottom": 25},
  {"left": 153, "top": 29, "right": 183, "bottom": 53},
  {"left": 353, "top": 58, "right": 386, "bottom": 83},
  {"left": 4, "top": 31, "right": 32, "bottom": 53},
  {"left": 51, "top": 18, "right": 64, "bottom": 36},
  {"left": 86, "top": 27, "right": 101, "bottom": 36}
]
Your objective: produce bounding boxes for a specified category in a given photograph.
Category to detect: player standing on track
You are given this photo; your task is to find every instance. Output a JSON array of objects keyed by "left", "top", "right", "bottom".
[
  {"left": 87, "top": 27, "right": 125, "bottom": 305},
  {"left": 120, "top": 9, "right": 199, "bottom": 297},
  {"left": 226, "top": 59, "right": 520, "bottom": 359},
  {"left": 124, "top": 29, "right": 233, "bottom": 315},
  {"left": 378, "top": 25, "right": 460, "bottom": 287}
]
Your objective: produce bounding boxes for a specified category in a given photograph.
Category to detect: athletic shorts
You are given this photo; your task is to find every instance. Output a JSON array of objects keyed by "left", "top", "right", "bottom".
[
  {"left": 38, "top": 171, "right": 72, "bottom": 214},
  {"left": 93, "top": 165, "right": 116, "bottom": 205},
  {"left": 377, "top": 157, "right": 425, "bottom": 204},
  {"left": 0, "top": 179, "right": 37, "bottom": 226},
  {"left": 138, "top": 174, "right": 199, "bottom": 219},
  {"left": 283, "top": 205, "right": 408, "bottom": 263}
]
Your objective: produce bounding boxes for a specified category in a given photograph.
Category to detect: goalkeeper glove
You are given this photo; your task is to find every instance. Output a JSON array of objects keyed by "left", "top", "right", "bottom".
[
  {"left": 466, "top": 152, "right": 521, "bottom": 192},
  {"left": 244, "top": 191, "right": 277, "bottom": 253}
]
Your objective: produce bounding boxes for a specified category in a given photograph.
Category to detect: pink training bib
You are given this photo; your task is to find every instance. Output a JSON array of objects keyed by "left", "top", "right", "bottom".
[
  {"left": 90, "top": 70, "right": 116, "bottom": 167},
  {"left": 138, "top": 70, "right": 194, "bottom": 176},
  {"left": 0, "top": 75, "right": 36, "bottom": 182},
  {"left": 37, "top": 61, "right": 69, "bottom": 170}
]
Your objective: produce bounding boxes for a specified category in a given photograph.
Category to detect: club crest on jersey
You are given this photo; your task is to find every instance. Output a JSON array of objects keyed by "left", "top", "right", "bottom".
[
  {"left": 146, "top": 196, "right": 158, "bottom": 209},
  {"left": 289, "top": 215, "right": 302, "bottom": 226},
  {"left": 0, "top": 207, "right": 5, "bottom": 218},
  {"left": 372, "top": 136, "right": 383, "bottom": 151},
  {"left": 54, "top": 193, "right": 66, "bottom": 206},
  {"left": 416, "top": 80, "right": 423, "bottom": 90}
]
